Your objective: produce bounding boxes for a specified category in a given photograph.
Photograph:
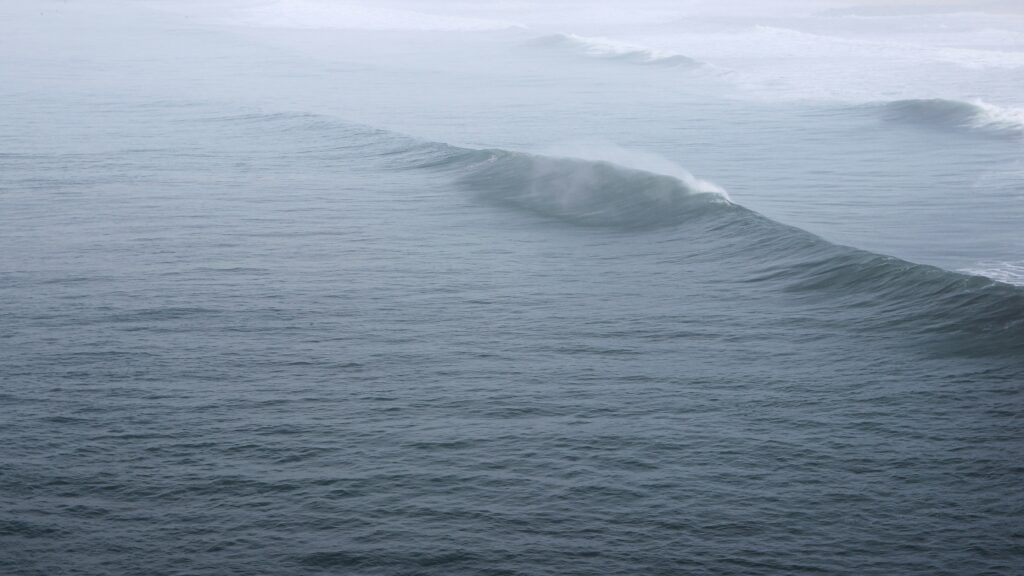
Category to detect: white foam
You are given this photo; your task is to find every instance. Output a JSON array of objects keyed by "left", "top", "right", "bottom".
[
  {"left": 936, "top": 46, "right": 1024, "bottom": 70},
  {"left": 968, "top": 99, "right": 1024, "bottom": 133},
  {"left": 614, "top": 19, "right": 1024, "bottom": 104},
  {"left": 544, "top": 33, "right": 698, "bottom": 66},
  {"left": 962, "top": 261, "right": 1024, "bottom": 285}
]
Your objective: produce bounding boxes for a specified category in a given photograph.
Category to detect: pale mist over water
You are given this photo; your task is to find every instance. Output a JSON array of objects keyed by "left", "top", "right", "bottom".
[{"left": 2, "top": 1, "right": 1023, "bottom": 575}]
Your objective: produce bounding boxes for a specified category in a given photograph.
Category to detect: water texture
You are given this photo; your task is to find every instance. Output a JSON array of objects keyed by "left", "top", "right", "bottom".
[{"left": 1, "top": 1, "right": 1022, "bottom": 575}]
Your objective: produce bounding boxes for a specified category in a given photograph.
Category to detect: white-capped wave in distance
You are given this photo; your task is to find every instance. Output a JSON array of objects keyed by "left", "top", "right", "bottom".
[{"left": 531, "top": 33, "right": 702, "bottom": 67}]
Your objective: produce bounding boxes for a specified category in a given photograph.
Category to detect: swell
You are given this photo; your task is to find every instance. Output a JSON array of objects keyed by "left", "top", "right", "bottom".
[
  {"left": 878, "top": 98, "right": 1024, "bottom": 138},
  {"left": 426, "top": 142, "right": 1023, "bottom": 358},
  {"left": 741, "top": 227, "right": 1024, "bottom": 357},
  {"left": 215, "top": 110, "right": 1024, "bottom": 358},
  {"left": 528, "top": 34, "right": 702, "bottom": 68}
]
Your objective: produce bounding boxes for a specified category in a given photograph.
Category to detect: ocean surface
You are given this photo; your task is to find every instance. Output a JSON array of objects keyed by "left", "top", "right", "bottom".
[{"left": 1, "top": 1, "right": 1022, "bottom": 574}]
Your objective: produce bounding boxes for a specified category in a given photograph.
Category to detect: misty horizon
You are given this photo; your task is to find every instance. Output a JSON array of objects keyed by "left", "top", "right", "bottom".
[{"left": 2, "top": 1, "right": 1022, "bottom": 574}]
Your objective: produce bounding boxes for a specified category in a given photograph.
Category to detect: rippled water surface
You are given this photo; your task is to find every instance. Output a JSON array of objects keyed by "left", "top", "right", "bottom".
[{"left": 2, "top": 2, "right": 1023, "bottom": 575}]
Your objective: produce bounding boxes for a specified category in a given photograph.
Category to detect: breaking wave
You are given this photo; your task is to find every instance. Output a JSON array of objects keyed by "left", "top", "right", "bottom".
[
  {"left": 529, "top": 34, "right": 702, "bottom": 67},
  {"left": 879, "top": 98, "right": 1024, "bottom": 138},
  {"left": 456, "top": 150, "right": 729, "bottom": 228},
  {"left": 961, "top": 261, "right": 1024, "bottom": 286},
  {"left": 223, "top": 110, "right": 1024, "bottom": 357}
]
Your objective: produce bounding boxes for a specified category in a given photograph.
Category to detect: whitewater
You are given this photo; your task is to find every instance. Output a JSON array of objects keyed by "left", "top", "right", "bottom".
[{"left": 1, "top": 1, "right": 1022, "bottom": 575}]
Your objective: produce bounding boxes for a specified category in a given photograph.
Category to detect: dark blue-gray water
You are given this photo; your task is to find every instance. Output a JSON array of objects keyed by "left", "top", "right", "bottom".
[{"left": 2, "top": 2, "right": 1023, "bottom": 575}]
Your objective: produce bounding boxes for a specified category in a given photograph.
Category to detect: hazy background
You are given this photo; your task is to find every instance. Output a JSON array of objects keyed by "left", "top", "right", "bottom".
[{"left": 5, "top": 0, "right": 1022, "bottom": 278}]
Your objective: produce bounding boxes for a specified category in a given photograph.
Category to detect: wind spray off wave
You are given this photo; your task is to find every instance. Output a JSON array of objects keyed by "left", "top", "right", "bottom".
[{"left": 879, "top": 98, "right": 1024, "bottom": 138}]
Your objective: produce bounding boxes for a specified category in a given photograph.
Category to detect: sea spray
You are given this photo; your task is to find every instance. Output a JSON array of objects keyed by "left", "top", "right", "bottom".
[
  {"left": 536, "top": 141, "right": 731, "bottom": 201},
  {"left": 879, "top": 98, "right": 1024, "bottom": 138}
]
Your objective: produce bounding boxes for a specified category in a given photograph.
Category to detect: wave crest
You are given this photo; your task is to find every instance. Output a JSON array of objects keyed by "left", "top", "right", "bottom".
[
  {"left": 198, "top": 109, "right": 1023, "bottom": 357},
  {"left": 529, "top": 34, "right": 701, "bottom": 68},
  {"left": 457, "top": 150, "right": 730, "bottom": 228},
  {"left": 880, "top": 98, "right": 1024, "bottom": 137},
  {"left": 961, "top": 261, "right": 1024, "bottom": 286}
]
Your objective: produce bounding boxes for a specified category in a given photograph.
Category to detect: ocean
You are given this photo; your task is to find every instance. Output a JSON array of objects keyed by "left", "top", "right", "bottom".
[{"left": 1, "top": 1, "right": 1022, "bottom": 574}]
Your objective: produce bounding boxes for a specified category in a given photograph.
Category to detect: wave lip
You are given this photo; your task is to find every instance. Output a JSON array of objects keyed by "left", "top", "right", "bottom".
[
  {"left": 529, "top": 33, "right": 702, "bottom": 68},
  {"left": 456, "top": 150, "right": 730, "bottom": 229},
  {"left": 879, "top": 98, "right": 1024, "bottom": 137}
]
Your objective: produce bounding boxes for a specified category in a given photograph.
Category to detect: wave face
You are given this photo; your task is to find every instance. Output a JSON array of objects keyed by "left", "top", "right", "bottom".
[
  {"left": 529, "top": 34, "right": 701, "bottom": 67},
  {"left": 880, "top": 98, "right": 1024, "bottom": 137},
  {"left": 455, "top": 150, "right": 730, "bottom": 228},
  {"left": 353, "top": 126, "right": 1024, "bottom": 359},
  {"left": 5, "top": 99, "right": 1020, "bottom": 358},
  {"left": 759, "top": 246, "right": 1024, "bottom": 357}
]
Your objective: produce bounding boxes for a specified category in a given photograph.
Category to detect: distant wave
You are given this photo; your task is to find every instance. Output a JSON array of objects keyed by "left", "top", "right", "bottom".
[
  {"left": 879, "top": 98, "right": 1024, "bottom": 137},
  {"left": 528, "top": 34, "right": 702, "bottom": 68},
  {"left": 209, "top": 109, "right": 1023, "bottom": 357}
]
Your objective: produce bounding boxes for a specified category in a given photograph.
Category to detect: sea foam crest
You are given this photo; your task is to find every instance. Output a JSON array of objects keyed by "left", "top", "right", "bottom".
[
  {"left": 962, "top": 261, "right": 1024, "bottom": 286},
  {"left": 530, "top": 33, "right": 701, "bottom": 67},
  {"left": 881, "top": 98, "right": 1024, "bottom": 137}
]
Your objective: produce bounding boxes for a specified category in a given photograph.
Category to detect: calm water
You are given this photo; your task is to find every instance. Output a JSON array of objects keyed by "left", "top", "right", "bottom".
[{"left": 2, "top": 2, "right": 1023, "bottom": 574}]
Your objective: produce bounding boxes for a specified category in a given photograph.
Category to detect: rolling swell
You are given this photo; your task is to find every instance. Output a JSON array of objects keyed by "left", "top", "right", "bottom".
[
  {"left": 750, "top": 240, "right": 1024, "bottom": 356},
  {"left": 429, "top": 144, "right": 1024, "bottom": 357},
  {"left": 216, "top": 111, "right": 1024, "bottom": 357},
  {"left": 878, "top": 98, "right": 1024, "bottom": 138}
]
